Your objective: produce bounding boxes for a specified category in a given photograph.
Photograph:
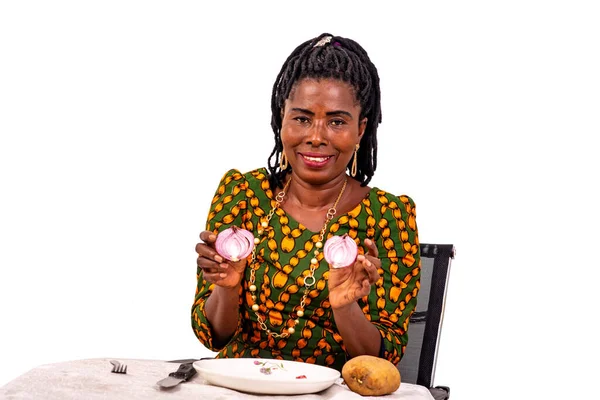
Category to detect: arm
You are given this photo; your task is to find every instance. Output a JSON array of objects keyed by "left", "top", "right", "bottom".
[
  {"left": 328, "top": 238, "right": 386, "bottom": 357},
  {"left": 368, "top": 195, "right": 420, "bottom": 363},
  {"left": 204, "top": 284, "right": 243, "bottom": 348},
  {"left": 196, "top": 231, "right": 247, "bottom": 348},
  {"left": 191, "top": 169, "right": 249, "bottom": 350},
  {"left": 331, "top": 266, "right": 382, "bottom": 357},
  {"left": 328, "top": 194, "right": 420, "bottom": 363}
]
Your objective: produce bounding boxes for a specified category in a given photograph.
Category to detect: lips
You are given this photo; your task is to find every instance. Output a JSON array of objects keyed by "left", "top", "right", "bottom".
[{"left": 298, "top": 153, "right": 333, "bottom": 167}]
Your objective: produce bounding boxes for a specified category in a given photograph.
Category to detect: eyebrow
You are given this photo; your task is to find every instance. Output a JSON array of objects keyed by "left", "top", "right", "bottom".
[{"left": 290, "top": 108, "right": 353, "bottom": 119}]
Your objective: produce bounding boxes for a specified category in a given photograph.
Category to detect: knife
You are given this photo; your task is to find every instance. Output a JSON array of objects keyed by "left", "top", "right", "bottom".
[{"left": 157, "top": 362, "right": 197, "bottom": 389}]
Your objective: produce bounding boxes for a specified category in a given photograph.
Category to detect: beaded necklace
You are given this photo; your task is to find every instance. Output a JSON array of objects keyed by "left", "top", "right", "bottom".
[{"left": 248, "top": 176, "right": 348, "bottom": 338}]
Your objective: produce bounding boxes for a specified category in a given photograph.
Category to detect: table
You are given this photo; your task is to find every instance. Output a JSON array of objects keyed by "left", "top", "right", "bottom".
[{"left": 0, "top": 358, "right": 435, "bottom": 399}]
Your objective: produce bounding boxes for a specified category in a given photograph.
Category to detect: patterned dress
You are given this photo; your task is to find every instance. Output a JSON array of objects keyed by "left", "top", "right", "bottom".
[{"left": 191, "top": 168, "right": 420, "bottom": 372}]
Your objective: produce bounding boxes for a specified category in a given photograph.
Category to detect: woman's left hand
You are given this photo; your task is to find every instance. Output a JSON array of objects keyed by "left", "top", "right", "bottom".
[{"left": 327, "top": 238, "right": 381, "bottom": 309}]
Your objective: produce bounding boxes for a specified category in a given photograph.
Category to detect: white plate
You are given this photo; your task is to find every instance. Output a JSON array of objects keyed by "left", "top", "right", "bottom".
[{"left": 193, "top": 358, "right": 341, "bottom": 395}]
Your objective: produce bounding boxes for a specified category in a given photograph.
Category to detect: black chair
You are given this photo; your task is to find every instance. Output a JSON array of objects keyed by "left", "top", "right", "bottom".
[{"left": 397, "top": 243, "right": 455, "bottom": 400}]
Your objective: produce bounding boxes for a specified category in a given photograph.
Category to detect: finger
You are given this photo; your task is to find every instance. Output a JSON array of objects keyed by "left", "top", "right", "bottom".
[
  {"left": 198, "top": 261, "right": 231, "bottom": 281},
  {"left": 195, "top": 242, "right": 223, "bottom": 263},
  {"left": 197, "top": 257, "right": 221, "bottom": 274},
  {"left": 230, "top": 258, "right": 248, "bottom": 272},
  {"left": 202, "top": 261, "right": 234, "bottom": 283},
  {"left": 202, "top": 271, "right": 226, "bottom": 283},
  {"left": 356, "top": 253, "right": 376, "bottom": 267},
  {"left": 199, "top": 230, "right": 217, "bottom": 244},
  {"left": 364, "top": 254, "right": 382, "bottom": 270},
  {"left": 354, "top": 254, "right": 372, "bottom": 271},
  {"left": 356, "top": 279, "right": 372, "bottom": 298},
  {"left": 364, "top": 260, "right": 381, "bottom": 284},
  {"left": 355, "top": 255, "right": 380, "bottom": 284},
  {"left": 364, "top": 238, "right": 379, "bottom": 258}
]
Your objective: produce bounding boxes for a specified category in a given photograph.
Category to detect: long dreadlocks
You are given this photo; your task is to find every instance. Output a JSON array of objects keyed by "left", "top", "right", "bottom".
[{"left": 267, "top": 33, "right": 382, "bottom": 189}]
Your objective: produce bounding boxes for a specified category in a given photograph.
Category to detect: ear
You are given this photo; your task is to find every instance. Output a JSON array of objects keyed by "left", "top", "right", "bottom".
[{"left": 358, "top": 117, "right": 368, "bottom": 140}]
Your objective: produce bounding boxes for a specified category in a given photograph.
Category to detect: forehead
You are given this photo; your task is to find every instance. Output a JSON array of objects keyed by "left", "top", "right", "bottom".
[{"left": 287, "top": 78, "right": 360, "bottom": 109}]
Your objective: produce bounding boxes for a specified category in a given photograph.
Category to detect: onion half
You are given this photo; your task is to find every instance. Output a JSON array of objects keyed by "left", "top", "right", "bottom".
[
  {"left": 323, "top": 234, "right": 358, "bottom": 268},
  {"left": 214, "top": 226, "right": 255, "bottom": 262}
]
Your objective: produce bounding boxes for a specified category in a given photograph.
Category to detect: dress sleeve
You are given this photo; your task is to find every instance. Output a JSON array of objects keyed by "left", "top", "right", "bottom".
[
  {"left": 191, "top": 169, "right": 249, "bottom": 350},
  {"left": 362, "top": 194, "right": 420, "bottom": 365}
]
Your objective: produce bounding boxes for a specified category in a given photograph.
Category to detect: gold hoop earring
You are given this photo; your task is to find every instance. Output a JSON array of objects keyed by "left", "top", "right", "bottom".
[
  {"left": 279, "top": 152, "right": 288, "bottom": 170},
  {"left": 351, "top": 144, "right": 359, "bottom": 177}
]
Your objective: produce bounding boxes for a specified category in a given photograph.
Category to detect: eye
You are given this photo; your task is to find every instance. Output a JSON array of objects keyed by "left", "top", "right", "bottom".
[
  {"left": 294, "top": 116, "right": 310, "bottom": 124},
  {"left": 330, "top": 119, "right": 346, "bottom": 126}
]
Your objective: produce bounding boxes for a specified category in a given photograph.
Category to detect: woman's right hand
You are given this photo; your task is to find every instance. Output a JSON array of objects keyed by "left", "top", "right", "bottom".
[{"left": 195, "top": 230, "right": 248, "bottom": 289}]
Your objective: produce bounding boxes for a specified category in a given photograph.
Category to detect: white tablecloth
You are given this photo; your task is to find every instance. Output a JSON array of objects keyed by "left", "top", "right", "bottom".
[{"left": 0, "top": 358, "right": 435, "bottom": 399}]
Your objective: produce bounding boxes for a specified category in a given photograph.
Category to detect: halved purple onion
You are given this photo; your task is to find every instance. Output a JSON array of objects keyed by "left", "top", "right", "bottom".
[
  {"left": 214, "top": 226, "right": 255, "bottom": 262},
  {"left": 323, "top": 234, "right": 358, "bottom": 268}
]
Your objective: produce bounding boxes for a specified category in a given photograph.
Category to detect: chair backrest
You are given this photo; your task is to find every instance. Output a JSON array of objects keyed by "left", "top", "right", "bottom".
[{"left": 397, "top": 243, "right": 455, "bottom": 388}]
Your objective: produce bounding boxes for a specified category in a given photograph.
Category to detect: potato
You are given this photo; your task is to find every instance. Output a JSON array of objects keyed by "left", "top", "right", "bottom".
[{"left": 342, "top": 355, "right": 401, "bottom": 396}]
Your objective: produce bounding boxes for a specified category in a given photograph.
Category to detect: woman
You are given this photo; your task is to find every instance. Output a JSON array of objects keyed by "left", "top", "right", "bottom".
[{"left": 192, "top": 33, "right": 420, "bottom": 372}]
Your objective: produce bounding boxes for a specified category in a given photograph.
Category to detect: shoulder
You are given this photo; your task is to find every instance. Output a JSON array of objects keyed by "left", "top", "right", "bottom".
[
  {"left": 368, "top": 188, "right": 417, "bottom": 225},
  {"left": 369, "top": 187, "right": 416, "bottom": 210},
  {"left": 213, "top": 168, "right": 273, "bottom": 199},
  {"left": 243, "top": 168, "right": 270, "bottom": 188},
  {"left": 215, "top": 168, "right": 269, "bottom": 186}
]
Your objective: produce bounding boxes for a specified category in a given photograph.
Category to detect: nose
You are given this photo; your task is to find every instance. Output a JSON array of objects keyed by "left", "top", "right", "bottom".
[{"left": 306, "top": 121, "right": 327, "bottom": 147}]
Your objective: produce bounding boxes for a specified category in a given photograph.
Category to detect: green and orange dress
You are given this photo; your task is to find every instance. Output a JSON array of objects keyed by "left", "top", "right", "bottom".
[{"left": 191, "top": 168, "right": 420, "bottom": 372}]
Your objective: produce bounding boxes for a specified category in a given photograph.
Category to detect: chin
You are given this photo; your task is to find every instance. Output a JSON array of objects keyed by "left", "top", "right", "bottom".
[{"left": 292, "top": 169, "right": 345, "bottom": 186}]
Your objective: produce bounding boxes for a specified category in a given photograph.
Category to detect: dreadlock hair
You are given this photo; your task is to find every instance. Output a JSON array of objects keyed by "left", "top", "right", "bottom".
[{"left": 267, "top": 33, "right": 382, "bottom": 189}]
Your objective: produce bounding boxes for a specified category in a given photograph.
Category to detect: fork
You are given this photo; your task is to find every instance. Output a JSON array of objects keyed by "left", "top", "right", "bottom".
[{"left": 110, "top": 360, "right": 128, "bottom": 374}]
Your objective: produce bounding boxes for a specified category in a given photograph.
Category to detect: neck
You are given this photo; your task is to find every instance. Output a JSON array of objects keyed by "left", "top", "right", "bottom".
[{"left": 284, "top": 173, "right": 348, "bottom": 211}]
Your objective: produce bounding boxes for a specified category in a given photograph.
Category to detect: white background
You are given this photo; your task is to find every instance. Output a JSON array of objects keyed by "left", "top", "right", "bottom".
[{"left": 1, "top": 1, "right": 599, "bottom": 398}]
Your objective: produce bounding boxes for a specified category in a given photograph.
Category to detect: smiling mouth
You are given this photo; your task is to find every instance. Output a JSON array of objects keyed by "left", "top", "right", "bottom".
[{"left": 300, "top": 154, "right": 333, "bottom": 162}]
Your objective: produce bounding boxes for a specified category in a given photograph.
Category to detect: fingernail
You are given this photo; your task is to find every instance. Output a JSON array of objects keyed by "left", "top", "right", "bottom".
[
  {"left": 209, "top": 234, "right": 216, "bottom": 241},
  {"left": 219, "top": 273, "right": 227, "bottom": 278},
  {"left": 220, "top": 263, "right": 228, "bottom": 269},
  {"left": 214, "top": 255, "right": 223, "bottom": 263},
  {"left": 365, "top": 239, "right": 372, "bottom": 245}
]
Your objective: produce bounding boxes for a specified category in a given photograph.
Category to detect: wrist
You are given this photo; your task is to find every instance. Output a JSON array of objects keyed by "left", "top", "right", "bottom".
[
  {"left": 214, "top": 283, "right": 242, "bottom": 296},
  {"left": 331, "top": 300, "right": 358, "bottom": 314}
]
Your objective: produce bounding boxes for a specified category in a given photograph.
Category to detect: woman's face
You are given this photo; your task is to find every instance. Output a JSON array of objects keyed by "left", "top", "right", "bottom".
[{"left": 280, "top": 78, "right": 367, "bottom": 187}]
